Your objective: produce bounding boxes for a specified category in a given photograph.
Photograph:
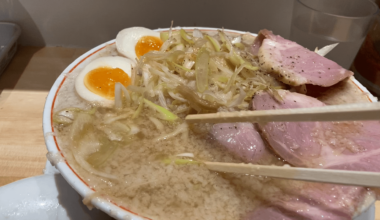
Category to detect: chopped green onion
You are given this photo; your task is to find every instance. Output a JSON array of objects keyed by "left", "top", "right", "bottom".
[
  {"left": 219, "top": 31, "right": 226, "bottom": 43},
  {"left": 219, "top": 30, "right": 232, "bottom": 51},
  {"left": 195, "top": 48, "right": 210, "bottom": 93},
  {"left": 171, "top": 61, "right": 192, "bottom": 72},
  {"left": 160, "top": 32, "right": 169, "bottom": 42},
  {"left": 143, "top": 99, "right": 178, "bottom": 121},
  {"left": 85, "top": 108, "right": 97, "bottom": 115},
  {"left": 206, "top": 35, "right": 221, "bottom": 52},
  {"left": 176, "top": 85, "right": 220, "bottom": 111},
  {"left": 244, "top": 63, "right": 259, "bottom": 71},
  {"left": 217, "top": 76, "right": 229, "bottom": 83},
  {"left": 229, "top": 52, "right": 242, "bottom": 66},
  {"left": 180, "top": 29, "right": 194, "bottom": 44},
  {"left": 170, "top": 43, "right": 185, "bottom": 51},
  {"left": 171, "top": 100, "right": 183, "bottom": 106},
  {"left": 229, "top": 51, "right": 259, "bottom": 70},
  {"left": 132, "top": 97, "right": 144, "bottom": 119},
  {"left": 162, "top": 158, "right": 200, "bottom": 165},
  {"left": 224, "top": 65, "right": 245, "bottom": 93},
  {"left": 234, "top": 42, "right": 245, "bottom": 49}
]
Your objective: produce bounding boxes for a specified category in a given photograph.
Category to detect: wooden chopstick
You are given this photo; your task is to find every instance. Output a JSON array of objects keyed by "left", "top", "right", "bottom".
[
  {"left": 185, "top": 102, "right": 380, "bottom": 124},
  {"left": 204, "top": 162, "right": 380, "bottom": 187}
]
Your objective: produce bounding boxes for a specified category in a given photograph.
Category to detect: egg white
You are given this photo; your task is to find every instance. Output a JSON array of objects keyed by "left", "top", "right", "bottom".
[
  {"left": 75, "top": 56, "right": 133, "bottom": 107},
  {"left": 116, "top": 27, "right": 160, "bottom": 61}
]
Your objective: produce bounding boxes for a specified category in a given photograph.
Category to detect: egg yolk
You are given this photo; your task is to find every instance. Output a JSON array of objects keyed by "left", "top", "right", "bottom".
[
  {"left": 84, "top": 67, "right": 131, "bottom": 100},
  {"left": 135, "top": 36, "right": 163, "bottom": 58}
]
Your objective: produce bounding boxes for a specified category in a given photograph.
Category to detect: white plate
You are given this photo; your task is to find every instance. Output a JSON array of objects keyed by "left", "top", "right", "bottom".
[{"left": 0, "top": 174, "right": 113, "bottom": 220}]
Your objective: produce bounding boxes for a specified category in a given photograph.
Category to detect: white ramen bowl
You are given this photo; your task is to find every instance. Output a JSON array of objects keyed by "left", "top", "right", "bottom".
[{"left": 43, "top": 27, "right": 377, "bottom": 220}]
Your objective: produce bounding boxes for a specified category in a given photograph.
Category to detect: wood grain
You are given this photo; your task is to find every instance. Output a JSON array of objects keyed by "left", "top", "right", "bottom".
[
  {"left": 0, "top": 46, "right": 88, "bottom": 186},
  {"left": 186, "top": 102, "right": 380, "bottom": 124},
  {"left": 205, "top": 162, "right": 380, "bottom": 187},
  {"left": 0, "top": 90, "right": 48, "bottom": 186}
]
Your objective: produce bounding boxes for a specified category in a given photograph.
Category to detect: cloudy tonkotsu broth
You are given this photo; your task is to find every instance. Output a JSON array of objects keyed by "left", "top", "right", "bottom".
[{"left": 51, "top": 28, "right": 370, "bottom": 220}]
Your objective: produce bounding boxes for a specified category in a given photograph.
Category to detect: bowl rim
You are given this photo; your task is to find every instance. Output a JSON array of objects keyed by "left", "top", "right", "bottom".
[{"left": 42, "top": 26, "right": 377, "bottom": 220}]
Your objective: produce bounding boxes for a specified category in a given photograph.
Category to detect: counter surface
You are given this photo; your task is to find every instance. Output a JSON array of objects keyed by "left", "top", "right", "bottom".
[{"left": 0, "top": 46, "right": 88, "bottom": 186}]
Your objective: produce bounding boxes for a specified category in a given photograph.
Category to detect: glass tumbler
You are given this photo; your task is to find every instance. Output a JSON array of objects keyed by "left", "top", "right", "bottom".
[
  {"left": 351, "top": 0, "right": 380, "bottom": 97},
  {"left": 290, "top": 0, "right": 378, "bottom": 69}
]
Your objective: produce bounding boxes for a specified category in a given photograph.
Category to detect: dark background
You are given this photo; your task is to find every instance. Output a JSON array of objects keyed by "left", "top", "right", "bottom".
[{"left": 0, "top": 0, "right": 294, "bottom": 48}]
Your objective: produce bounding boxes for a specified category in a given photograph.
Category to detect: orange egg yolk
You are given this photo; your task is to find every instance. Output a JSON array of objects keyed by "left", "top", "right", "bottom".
[
  {"left": 135, "top": 36, "right": 163, "bottom": 58},
  {"left": 84, "top": 67, "right": 131, "bottom": 100}
]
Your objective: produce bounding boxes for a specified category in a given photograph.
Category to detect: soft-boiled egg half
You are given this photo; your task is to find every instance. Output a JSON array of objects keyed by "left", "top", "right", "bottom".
[
  {"left": 116, "top": 27, "right": 163, "bottom": 61},
  {"left": 75, "top": 56, "right": 133, "bottom": 107}
]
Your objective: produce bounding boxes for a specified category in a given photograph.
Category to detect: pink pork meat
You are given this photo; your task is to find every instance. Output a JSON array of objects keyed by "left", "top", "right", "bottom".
[
  {"left": 252, "top": 30, "right": 353, "bottom": 87},
  {"left": 246, "top": 90, "right": 379, "bottom": 220},
  {"left": 251, "top": 90, "right": 380, "bottom": 171},
  {"left": 211, "top": 123, "right": 275, "bottom": 164},
  {"left": 245, "top": 182, "right": 371, "bottom": 220},
  {"left": 211, "top": 90, "right": 378, "bottom": 219},
  {"left": 211, "top": 122, "right": 373, "bottom": 220}
]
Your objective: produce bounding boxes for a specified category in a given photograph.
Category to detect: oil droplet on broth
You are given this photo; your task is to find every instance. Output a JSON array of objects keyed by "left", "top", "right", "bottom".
[
  {"left": 135, "top": 36, "right": 163, "bottom": 58},
  {"left": 84, "top": 67, "right": 131, "bottom": 100}
]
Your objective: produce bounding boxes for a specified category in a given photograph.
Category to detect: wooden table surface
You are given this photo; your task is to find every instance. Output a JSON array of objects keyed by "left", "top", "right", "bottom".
[
  {"left": 0, "top": 46, "right": 379, "bottom": 219},
  {"left": 0, "top": 46, "right": 88, "bottom": 186}
]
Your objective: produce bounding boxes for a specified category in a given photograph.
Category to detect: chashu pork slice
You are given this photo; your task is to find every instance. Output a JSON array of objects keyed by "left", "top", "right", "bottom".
[
  {"left": 252, "top": 29, "right": 353, "bottom": 87},
  {"left": 211, "top": 122, "right": 374, "bottom": 220},
  {"left": 211, "top": 123, "right": 277, "bottom": 164},
  {"left": 252, "top": 89, "right": 380, "bottom": 171},
  {"left": 246, "top": 90, "right": 378, "bottom": 220},
  {"left": 245, "top": 181, "right": 373, "bottom": 220}
]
